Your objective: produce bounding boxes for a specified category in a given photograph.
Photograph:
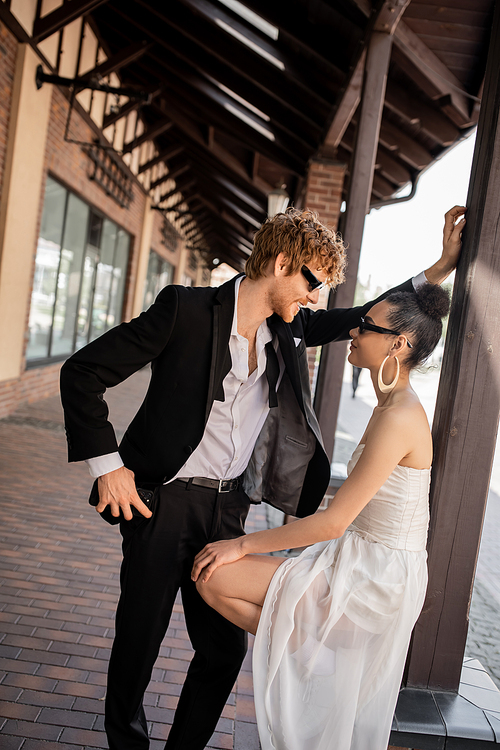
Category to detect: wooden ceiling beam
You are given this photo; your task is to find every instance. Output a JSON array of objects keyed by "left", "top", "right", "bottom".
[
  {"left": 372, "top": 171, "right": 399, "bottom": 200},
  {"left": 197, "top": 197, "right": 252, "bottom": 238},
  {"left": 182, "top": 152, "right": 265, "bottom": 215},
  {"left": 391, "top": 36, "right": 473, "bottom": 128},
  {"left": 324, "top": 51, "right": 365, "bottom": 149},
  {"left": 231, "top": 0, "right": 360, "bottom": 74},
  {"left": 82, "top": 40, "right": 152, "bottom": 80},
  {"left": 177, "top": 0, "right": 344, "bottom": 97},
  {"left": 342, "top": 121, "right": 412, "bottom": 185},
  {"left": 151, "top": 98, "right": 274, "bottom": 194},
  {"left": 352, "top": 1, "right": 474, "bottom": 127},
  {"left": 385, "top": 80, "right": 459, "bottom": 146},
  {"left": 114, "top": 61, "right": 273, "bottom": 198},
  {"left": 158, "top": 88, "right": 305, "bottom": 177},
  {"left": 102, "top": 99, "right": 140, "bottom": 129},
  {"left": 183, "top": 161, "right": 265, "bottom": 219},
  {"left": 153, "top": 65, "right": 311, "bottom": 164},
  {"left": 157, "top": 166, "right": 191, "bottom": 200},
  {"left": 217, "top": 196, "right": 262, "bottom": 229},
  {"left": 138, "top": 146, "right": 184, "bottom": 175},
  {"left": 130, "top": 0, "right": 330, "bottom": 118},
  {"left": 208, "top": 231, "right": 251, "bottom": 260},
  {"left": 110, "top": 8, "right": 322, "bottom": 139},
  {"left": 32, "top": 0, "right": 109, "bottom": 42},
  {"left": 378, "top": 120, "right": 432, "bottom": 170},
  {"left": 376, "top": 148, "right": 412, "bottom": 186},
  {"left": 224, "top": 225, "right": 254, "bottom": 252},
  {"left": 145, "top": 49, "right": 318, "bottom": 153},
  {"left": 214, "top": 174, "right": 264, "bottom": 215},
  {"left": 122, "top": 118, "right": 173, "bottom": 154}
]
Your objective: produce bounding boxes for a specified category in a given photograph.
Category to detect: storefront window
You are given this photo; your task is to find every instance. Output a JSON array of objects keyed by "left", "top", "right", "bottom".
[
  {"left": 27, "top": 178, "right": 67, "bottom": 360},
  {"left": 26, "top": 177, "right": 130, "bottom": 362},
  {"left": 143, "top": 251, "right": 174, "bottom": 310}
]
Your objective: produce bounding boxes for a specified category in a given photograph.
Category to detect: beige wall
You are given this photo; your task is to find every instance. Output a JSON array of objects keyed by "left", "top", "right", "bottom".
[
  {"left": 0, "top": 45, "right": 51, "bottom": 381},
  {"left": 131, "top": 196, "right": 155, "bottom": 319}
]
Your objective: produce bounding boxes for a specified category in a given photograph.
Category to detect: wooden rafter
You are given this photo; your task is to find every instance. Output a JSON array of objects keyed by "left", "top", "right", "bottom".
[
  {"left": 102, "top": 99, "right": 141, "bottom": 130},
  {"left": 157, "top": 87, "right": 306, "bottom": 177},
  {"left": 352, "top": 0, "right": 475, "bottom": 128},
  {"left": 144, "top": 49, "right": 319, "bottom": 152},
  {"left": 122, "top": 118, "right": 173, "bottom": 154},
  {"left": 185, "top": 169, "right": 265, "bottom": 226},
  {"left": 81, "top": 40, "right": 151, "bottom": 80},
  {"left": 233, "top": 0, "right": 361, "bottom": 74},
  {"left": 385, "top": 80, "right": 459, "bottom": 146},
  {"left": 378, "top": 119, "right": 432, "bottom": 170},
  {"left": 324, "top": 51, "right": 365, "bottom": 149},
  {"left": 32, "top": 0, "right": 109, "bottom": 42},
  {"left": 176, "top": 0, "right": 344, "bottom": 98},
  {"left": 138, "top": 146, "right": 184, "bottom": 175},
  {"left": 146, "top": 98, "right": 273, "bottom": 194},
  {"left": 128, "top": 1, "right": 331, "bottom": 119},
  {"left": 110, "top": 7, "right": 322, "bottom": 140}
]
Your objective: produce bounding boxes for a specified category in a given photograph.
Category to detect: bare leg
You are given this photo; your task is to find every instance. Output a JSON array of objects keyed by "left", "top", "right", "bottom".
[{"left": 196, "top": 554, "right": 286, "bottom": 635}]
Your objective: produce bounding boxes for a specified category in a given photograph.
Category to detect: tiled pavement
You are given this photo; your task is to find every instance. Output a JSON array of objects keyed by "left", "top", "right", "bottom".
[
  {"left": 0, "top": 368, "right": 262, "bottom": 750},
  {"left": 3, "top": 363, "right": 499, "bottom": 749}
]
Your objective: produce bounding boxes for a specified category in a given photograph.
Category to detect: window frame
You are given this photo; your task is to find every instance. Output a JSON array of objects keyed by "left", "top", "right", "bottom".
[{"left": 26, "top": 175, "right": 132, "bottom": 367}]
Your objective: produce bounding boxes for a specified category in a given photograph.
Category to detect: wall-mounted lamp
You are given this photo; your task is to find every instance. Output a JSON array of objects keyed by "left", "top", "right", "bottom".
[{"left": 267, "top": 185, "right": 289, "bottom": 217}]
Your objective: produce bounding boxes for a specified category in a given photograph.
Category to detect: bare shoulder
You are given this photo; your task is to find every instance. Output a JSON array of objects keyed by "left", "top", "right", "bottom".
[
  {"left": 373, "top": 392, "right": 423, "bottom": 431},
  {"left": 367, "top": 392, "right": 432, "bottom": 468}
]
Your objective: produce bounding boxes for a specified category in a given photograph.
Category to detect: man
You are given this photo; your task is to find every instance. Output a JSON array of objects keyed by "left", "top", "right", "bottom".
[{"left": 60, "top": 206, "right": 465, "bottom": 750}]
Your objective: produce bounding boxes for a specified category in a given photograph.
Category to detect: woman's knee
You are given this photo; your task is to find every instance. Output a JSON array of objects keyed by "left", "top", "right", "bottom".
[{"left": 195, "top": 572, "right": 220, "bottom": 608}]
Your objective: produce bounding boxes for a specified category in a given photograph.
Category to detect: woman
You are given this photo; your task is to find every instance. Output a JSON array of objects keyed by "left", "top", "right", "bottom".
[{"left": 192, "top": 282, "right": 451, "bottom": 750}]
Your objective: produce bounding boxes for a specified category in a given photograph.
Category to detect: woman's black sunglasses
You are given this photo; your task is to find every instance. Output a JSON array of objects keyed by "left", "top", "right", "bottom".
[
  {"left": 301, "top": 266, "right": 326, "bottom": 292},
  {"left": 359, "top": 317, "right": 413, "bottom": 348}
]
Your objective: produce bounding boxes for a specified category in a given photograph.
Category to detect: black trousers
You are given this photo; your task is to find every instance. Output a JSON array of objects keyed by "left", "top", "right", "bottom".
[{"left": 104, "top": 479, "right": 250, "bottom": 750}]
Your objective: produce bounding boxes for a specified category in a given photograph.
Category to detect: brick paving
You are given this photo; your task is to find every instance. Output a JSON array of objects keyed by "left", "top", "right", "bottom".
[
  {"left": 0, "top": 368, "right": 261, "bottom": 749},
  {"left": 3, "top": 363, "right": 498, "bottom": 749}
]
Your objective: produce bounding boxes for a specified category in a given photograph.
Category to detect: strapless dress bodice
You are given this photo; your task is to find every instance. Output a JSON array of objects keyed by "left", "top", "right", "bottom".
[{"left": 346, "top": 444, "right": 430, "bottom": 551}]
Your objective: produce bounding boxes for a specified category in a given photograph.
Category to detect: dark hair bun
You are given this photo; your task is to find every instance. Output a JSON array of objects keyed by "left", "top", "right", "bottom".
[{"left": 415, "top": 284, "right": 450, "bottom": 321}]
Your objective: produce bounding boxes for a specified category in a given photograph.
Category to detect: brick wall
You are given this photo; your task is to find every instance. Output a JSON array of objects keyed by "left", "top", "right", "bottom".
[
  {"left": 0, "top": 22, "right": 17, "bottom": 200},
  {"left": 150, "top": 208, "right": 182, "bottom": 271},
  {"left": 43, "top": 87, "right": 148, "bottom": 323},
  {"left": 304, "top": 159, "right": 346, "bottom": 229},
  {"left": 0, "top": 24, "right": 18, "bottom": 419},
  {"left": 0, "top": 363, "right": 63, "bottom": 420},
  {"left": 0, "top": 63, "right": 150, "bottom": 418},
  {"left": 303, "top": 160, "right": 346, "bottom": 391}
]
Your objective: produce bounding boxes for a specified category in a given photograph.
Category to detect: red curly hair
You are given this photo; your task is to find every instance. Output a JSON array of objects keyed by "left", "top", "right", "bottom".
[{"left": 245, "top": 207, "right": 346, "bottom": 288}]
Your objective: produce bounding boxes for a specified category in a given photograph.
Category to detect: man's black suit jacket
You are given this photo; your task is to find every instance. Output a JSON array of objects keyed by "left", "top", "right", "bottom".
[{"left": 60, "top": 275, "right": 415, "bottom": 518}]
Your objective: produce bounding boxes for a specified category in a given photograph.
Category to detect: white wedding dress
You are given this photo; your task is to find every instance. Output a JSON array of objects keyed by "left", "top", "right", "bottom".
[{"left": 253, "top": 444, "right": 430, "bottom": 750}]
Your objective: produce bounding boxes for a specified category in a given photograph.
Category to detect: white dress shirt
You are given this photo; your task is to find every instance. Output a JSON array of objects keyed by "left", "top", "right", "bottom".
[
  {"left": 86, "top": 276, "right": 281, "bottom": 480},
  {"left": 86, "top": 272, "right": 428, "bottom": 479}
]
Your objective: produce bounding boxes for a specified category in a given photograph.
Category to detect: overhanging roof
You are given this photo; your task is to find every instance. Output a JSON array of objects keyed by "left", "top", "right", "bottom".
[{"left": 1, "top": 0, "right": 494, "bottom": 270}]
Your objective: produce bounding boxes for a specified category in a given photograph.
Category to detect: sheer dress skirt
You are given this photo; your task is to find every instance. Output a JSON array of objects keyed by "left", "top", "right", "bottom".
[{"left": 252, "top": 532, "right": 428, "bottom": 750}]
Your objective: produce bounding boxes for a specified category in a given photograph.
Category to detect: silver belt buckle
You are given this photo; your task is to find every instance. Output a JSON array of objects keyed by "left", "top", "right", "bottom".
[{"left": 218, "top": 479, "right": 229, "bottom": 493}]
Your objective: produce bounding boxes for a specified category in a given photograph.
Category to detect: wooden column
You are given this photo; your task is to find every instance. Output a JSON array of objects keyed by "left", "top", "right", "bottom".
[
  {"left": 405, "top": 0, "right": 500, "bottom": 691},
  {"left": 314, "top": 29, "right": 395, "bottom": 460}
]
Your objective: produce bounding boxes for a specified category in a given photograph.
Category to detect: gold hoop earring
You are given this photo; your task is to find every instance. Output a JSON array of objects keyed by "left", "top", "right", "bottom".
[{"left": 378, "top": 356, "right": 399, "bottom": 393}]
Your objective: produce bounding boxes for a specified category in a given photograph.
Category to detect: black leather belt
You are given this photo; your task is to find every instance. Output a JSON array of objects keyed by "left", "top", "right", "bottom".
[{"left": 176, "top": 476, "right": 240, "bottom": 493}]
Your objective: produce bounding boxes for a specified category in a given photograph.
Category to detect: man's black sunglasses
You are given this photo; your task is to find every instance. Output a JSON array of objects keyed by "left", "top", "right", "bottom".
[
  {"left": 359, "top": 317, "right": 413, "bottom": 348},
  {"left": 301, "top": 266, "right": 326, "bottom": 292}
]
